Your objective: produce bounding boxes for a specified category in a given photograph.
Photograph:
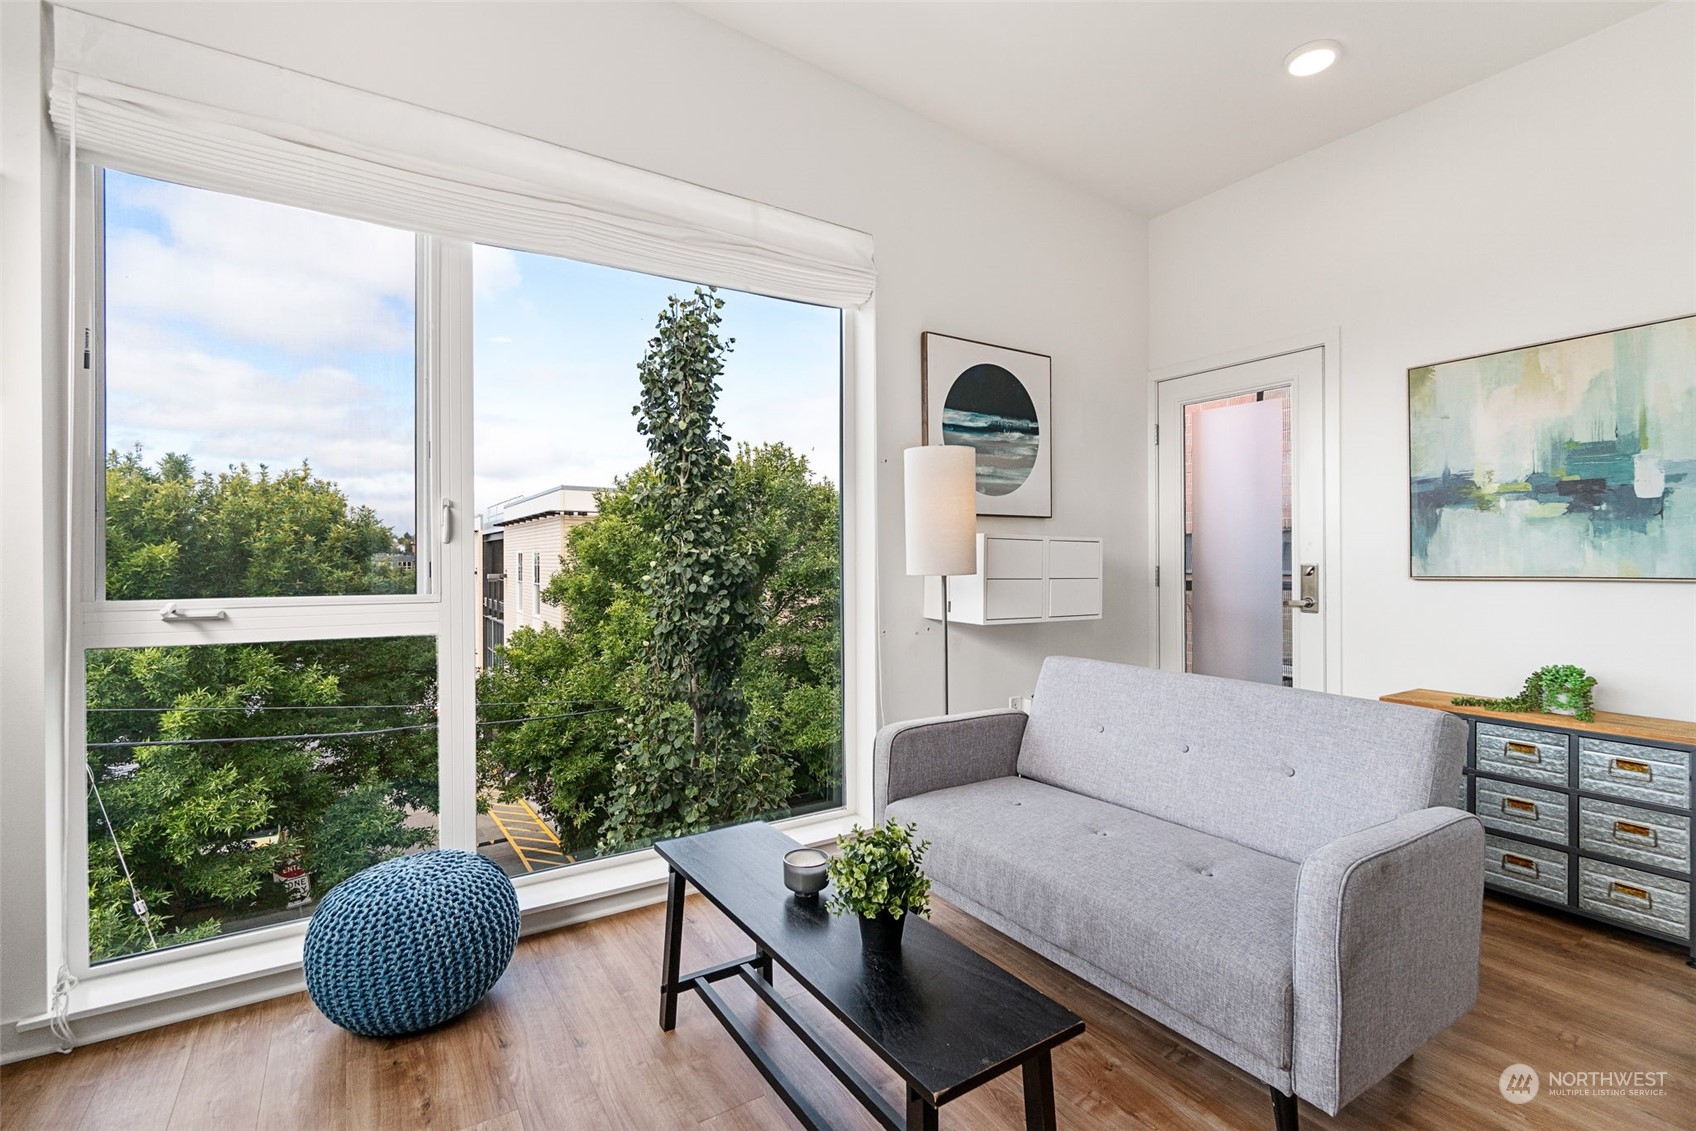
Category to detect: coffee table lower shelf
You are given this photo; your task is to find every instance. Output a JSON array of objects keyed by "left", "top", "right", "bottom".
[{"left": 659, "top": 872, "right": 1062, "bottom": 1131}]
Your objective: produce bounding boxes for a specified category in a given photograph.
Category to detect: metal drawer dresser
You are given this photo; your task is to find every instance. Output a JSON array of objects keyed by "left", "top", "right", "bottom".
[{"left": 1384, "top": 690, "right": 1695, "bottom": 966}]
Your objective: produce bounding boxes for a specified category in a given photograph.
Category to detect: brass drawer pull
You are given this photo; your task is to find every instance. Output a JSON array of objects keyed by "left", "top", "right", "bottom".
[
  {"left": 1503, "top": 741, "right": 1542, "bottom": 764},
  {"left": 1608, "top": 758, "right": 1653, "bottom": 780},
  {"left": 1500, "top": 853, "right": 1540, "bottom": 878},
  {"left": 1500, "top": 797, "right": 1539, "bottom": 820},
  {"left": 1611, "top": 820, "right": 1658, "bottom": 847},
  {"left": 1607, "top": 881, "right": 1653, "bottom": 909}
]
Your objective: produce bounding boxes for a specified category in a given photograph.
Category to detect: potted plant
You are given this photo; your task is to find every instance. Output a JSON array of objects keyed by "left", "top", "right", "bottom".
[
  {"left": 1453, "top": 663, "right": 1598, "bottom": 722},
  {"left": 1537, "top": 664, "right": 1598, "bottom": 718},
  {"left": 826, "top": 820, "right": 932, "bottom": 954}
]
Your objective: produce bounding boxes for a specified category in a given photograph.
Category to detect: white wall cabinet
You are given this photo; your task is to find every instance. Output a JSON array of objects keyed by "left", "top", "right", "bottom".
[{"left": 924, "top": 535, "right": 1103, "bottom": 625}]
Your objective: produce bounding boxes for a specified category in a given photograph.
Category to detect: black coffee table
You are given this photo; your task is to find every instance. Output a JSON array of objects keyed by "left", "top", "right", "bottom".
[{"left": 655, "top": 822, "right": 1084, "bottom": 1130}]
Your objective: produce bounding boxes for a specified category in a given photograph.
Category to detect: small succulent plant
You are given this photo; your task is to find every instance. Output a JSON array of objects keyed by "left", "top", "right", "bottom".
[{"left": 825, "top": 819, "right": 932, "bottom": 921}]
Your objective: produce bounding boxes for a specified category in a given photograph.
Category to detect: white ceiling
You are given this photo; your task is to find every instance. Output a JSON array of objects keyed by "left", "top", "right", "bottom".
[{"left": 686, "top": 1, "right": 1657, "bottom": 216}]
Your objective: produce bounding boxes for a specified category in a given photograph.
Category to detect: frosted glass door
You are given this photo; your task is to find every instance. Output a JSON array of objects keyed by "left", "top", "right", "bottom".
[
  {"left": 1157, "top": 347, "right": 1326, "bottom": 690},
  {"left": 1189, "top": 398, "right": 1284, "bottom": 684}
]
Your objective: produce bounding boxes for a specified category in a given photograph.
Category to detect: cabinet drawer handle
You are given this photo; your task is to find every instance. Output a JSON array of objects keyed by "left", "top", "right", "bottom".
[
  {"left": 1607, "top": 881, "right": 1653, "bottom": 909},
  {"left": 1503, "top": 741, "right": 1542, "bottom": 764},
  {"left": 1608, "top": 758, "right": 1653, "bottom": 780},
  {"left": 1500, "top": 853, "right": 1540, "bottom": 878},
  {"left": 1500, "top": 797, "right": 1539, "bottom": 820},
  {"left": 1612, "top": 820, "right": 1658, "bottom": 847}
]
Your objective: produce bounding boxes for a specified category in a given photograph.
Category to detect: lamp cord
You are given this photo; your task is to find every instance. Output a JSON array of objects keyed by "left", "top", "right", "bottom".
[{"left": 941, "top": 574, "right": 950, "bottom": 715}]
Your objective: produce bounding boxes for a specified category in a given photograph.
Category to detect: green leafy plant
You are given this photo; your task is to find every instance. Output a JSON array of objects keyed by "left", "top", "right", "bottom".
[
  {"left": 825, "top": 820, "right": 932, "bottom": 921},
  {"left": 1454, "top": 664, "right": 1598, "bottom": 722},
  {"left": 597, "top": 288, "right": 778, "bottom": 849}
]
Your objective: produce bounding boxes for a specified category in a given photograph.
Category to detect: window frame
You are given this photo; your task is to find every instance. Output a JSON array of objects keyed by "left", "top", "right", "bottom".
[
  {"left": 65, "top": 164, "right": 466, "bottom": 977},
  {"left": 56, "top": 159, "right": 873, "bottom": 1005}
]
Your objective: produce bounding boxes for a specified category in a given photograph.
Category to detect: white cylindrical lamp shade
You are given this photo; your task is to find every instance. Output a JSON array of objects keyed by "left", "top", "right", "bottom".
[{"left": 904, "top": 445, "right": 978, "bottom": 576}]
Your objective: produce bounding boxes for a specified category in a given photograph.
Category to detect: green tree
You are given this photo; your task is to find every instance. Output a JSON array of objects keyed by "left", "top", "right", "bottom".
[
  {"left": 87, "top": 450, "right": 435, "bottom": 962},
  {"left": 734, "top": 443, "right": 842, "bottom": 805},
  {"left": 595, "top": 289, "right": 782, "bottom": 847},
  {"left": 105, "top": 447, "right": 410, "bottom": 600},
  {"left": 477, "top": 441, "right": 842, "bottom": 854}
]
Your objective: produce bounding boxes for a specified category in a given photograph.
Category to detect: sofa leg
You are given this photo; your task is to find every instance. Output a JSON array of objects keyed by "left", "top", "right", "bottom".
[{"left": 1271, "top": 1087, "right": 1299, "bottom": 1131}]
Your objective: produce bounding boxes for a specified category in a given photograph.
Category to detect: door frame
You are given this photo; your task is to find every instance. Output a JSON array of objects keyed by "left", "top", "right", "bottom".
[{"left": 1144, "top": 329, "right": 1343, "bottom": 693}]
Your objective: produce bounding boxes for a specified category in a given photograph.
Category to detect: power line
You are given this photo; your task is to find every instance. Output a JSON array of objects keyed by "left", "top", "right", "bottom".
[
  {"left": 476, "top": 707, "right": 620, "bottom": 727},
  {"left": 89, "top": 703, "right": 430, "bottom": 714},
  {"left": 89, "top": 700, "right": 615, "bottom": 713},
  {"left": 87, "top": 722, "right": 439, "bottom": 750},
  {"left": 85, "top": 707, "right": 620, "bottom": 750}
]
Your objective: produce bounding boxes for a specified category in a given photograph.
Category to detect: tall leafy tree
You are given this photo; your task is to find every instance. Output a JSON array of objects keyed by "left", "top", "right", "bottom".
[
  {"left": 597, "top": 288, "right": 782, "bottom": 847},
  {"left": 476, "top": 442, "right": 842, "bottom": 854}
]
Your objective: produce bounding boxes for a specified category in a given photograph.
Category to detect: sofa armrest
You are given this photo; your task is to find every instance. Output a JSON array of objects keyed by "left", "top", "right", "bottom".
[
  {"left": 1292, "top": 807, "right": 1483, "bottom": 1115},
  {"left": 873, "top": 709, "right": 1028, "bottom": 822}
]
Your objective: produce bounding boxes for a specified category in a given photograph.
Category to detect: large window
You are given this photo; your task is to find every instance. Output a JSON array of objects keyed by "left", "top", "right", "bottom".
[
  {"left": 73, "top": 167, "right": 850, "bottom": 970},
  {"left": 77, "top": 170, "right": 436, "bottom": 965},
  {"left": 471, "top": 248, "right": 844, "bottom": 874}
]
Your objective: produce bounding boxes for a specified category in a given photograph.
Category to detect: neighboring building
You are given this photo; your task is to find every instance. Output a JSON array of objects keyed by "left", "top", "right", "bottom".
[{"left": 475, "top": 486, "right": 602, "bottom": 669}]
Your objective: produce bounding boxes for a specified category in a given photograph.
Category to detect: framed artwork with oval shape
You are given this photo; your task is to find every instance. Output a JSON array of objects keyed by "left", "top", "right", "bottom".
[{"left": 921, "top": 332, "right": 1052, "bottom": 517}]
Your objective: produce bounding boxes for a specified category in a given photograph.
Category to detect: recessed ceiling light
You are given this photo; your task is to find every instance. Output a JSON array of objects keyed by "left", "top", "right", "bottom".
[{"left": 1285, "top": 40, "right": 1341, "bottom": 78}]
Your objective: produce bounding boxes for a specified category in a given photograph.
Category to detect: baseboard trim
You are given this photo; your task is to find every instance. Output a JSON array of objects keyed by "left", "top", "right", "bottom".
[{"left": 1, "top": 875, "right": 673, "bottom": 1064}]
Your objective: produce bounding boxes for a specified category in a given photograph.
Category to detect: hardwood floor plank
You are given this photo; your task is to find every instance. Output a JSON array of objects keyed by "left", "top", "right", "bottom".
[
  {"left": 254, "top": 996, "right": 349, "bottom": 1131},
  {"left": 166, "top": 994, "right": 286, "bottom": 1131},
  {"left": 5, "top": 892, "right": 1692, "bottom": 1131}
]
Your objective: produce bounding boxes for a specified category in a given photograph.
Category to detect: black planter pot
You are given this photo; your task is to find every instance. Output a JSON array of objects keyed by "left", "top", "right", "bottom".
[{"left": 857, "top": 911, "right": 906, "bottom": 954}]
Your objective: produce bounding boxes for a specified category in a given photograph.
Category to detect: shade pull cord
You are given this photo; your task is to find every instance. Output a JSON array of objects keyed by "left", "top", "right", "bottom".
[
  {"left": 54, "top": 79, "right": 84, "bottom": 1058},
  {"left": 49, "top": 966, "right": 79, "bottom": 1054}
]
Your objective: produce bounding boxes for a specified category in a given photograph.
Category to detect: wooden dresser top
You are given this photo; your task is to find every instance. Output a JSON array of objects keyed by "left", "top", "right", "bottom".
[{"left": 1381, "top": 688, "right": 1696, "bottom": 747}]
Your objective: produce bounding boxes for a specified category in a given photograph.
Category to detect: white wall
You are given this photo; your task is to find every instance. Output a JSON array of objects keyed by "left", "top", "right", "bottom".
[
  {"left": 1, "top": 1, "right": 1148, "bottom": 1054},
  {"left": 1150, "top": 3, "right": 1696, "bottom": 718},
  {"left": 1, "top": 0, "right": 68, "bottom": 1065},
  {"left": 65, "top": 0, "right": 1150, "bottom": 718}
]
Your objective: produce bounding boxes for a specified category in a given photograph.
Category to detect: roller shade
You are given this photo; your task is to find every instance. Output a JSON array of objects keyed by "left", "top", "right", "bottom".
[{"left": 47, "top": 7, "right": 875, "bottom": 308}]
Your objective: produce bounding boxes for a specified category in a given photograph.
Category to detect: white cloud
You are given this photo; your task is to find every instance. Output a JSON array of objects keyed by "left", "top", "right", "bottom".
[
  {"left": 106, "top": 327, "right": 417, "bottom": 531},
  {"left": 107, "top": 177, "right": 415, "bottom": 354}
]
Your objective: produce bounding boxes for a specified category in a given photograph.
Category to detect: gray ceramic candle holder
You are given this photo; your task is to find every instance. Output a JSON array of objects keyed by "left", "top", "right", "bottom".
[{"left": 782, "top": 847, "right": 829, "bottom": 899}]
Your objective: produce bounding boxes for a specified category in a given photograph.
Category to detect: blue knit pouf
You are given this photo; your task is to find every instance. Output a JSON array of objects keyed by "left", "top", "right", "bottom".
[{"left": 303, "top": 849, "right": 519, "bottom": 1037}]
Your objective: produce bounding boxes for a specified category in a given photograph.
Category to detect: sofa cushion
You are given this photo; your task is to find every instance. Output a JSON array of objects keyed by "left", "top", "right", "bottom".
[
  {"left": 1017, "top": 657, "right": 1467, "bottom": 862},
  {"left": 888, "top": 775, "right": 1298, "bottom": 1071}
]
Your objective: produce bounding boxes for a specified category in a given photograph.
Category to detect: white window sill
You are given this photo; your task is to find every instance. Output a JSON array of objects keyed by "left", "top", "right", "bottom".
[{"left": 16, "top": 808, "right": 862, "bottom": 1044}]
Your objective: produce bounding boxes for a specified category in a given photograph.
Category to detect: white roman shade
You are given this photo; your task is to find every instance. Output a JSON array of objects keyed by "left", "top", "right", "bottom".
[{"left": 47, "top": 7, "right": 875, "bottom": 308}]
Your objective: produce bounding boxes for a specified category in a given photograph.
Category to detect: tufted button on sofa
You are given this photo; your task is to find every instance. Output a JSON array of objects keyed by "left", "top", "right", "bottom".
[{"left": 874, "top": 656, "right": 1481, "bottom": 1130}]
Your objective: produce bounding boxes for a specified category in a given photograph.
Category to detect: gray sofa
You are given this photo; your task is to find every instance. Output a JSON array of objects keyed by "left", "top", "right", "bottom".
[{"left": 875, "top": 657, "right": 1482, "bottom": 1129}]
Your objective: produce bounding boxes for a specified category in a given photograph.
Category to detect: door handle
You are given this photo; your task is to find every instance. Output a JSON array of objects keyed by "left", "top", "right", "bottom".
[{"left": 1284, "top": 563, "right": 1319, "bottom": 613}]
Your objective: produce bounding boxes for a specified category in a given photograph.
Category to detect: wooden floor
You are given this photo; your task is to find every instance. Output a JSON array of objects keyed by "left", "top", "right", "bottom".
[{"left": 3, "top": 892, "right": 1691, "bottom": 1130}]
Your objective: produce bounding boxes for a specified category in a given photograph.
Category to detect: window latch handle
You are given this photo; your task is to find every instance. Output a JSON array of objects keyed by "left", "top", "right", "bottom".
[
  {"left": 440, "top": 498, "right": 454, "bottom": 545},
  {"left": 160, "top": 602, "right": 228, "bottom": 622}
]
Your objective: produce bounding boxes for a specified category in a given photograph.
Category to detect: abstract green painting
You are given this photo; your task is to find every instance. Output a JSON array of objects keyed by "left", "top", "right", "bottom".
[{"left": 1410, "top": 315, "right": 1696, "bottom": 580}]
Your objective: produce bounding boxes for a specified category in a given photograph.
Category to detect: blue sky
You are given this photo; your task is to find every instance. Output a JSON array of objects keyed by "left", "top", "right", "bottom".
[
  {"left": 103, "top": 171, "right": 841, "bottom": 535},
  {"left": 473, "top": 247, "right": 841, "bottom": 515}
]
